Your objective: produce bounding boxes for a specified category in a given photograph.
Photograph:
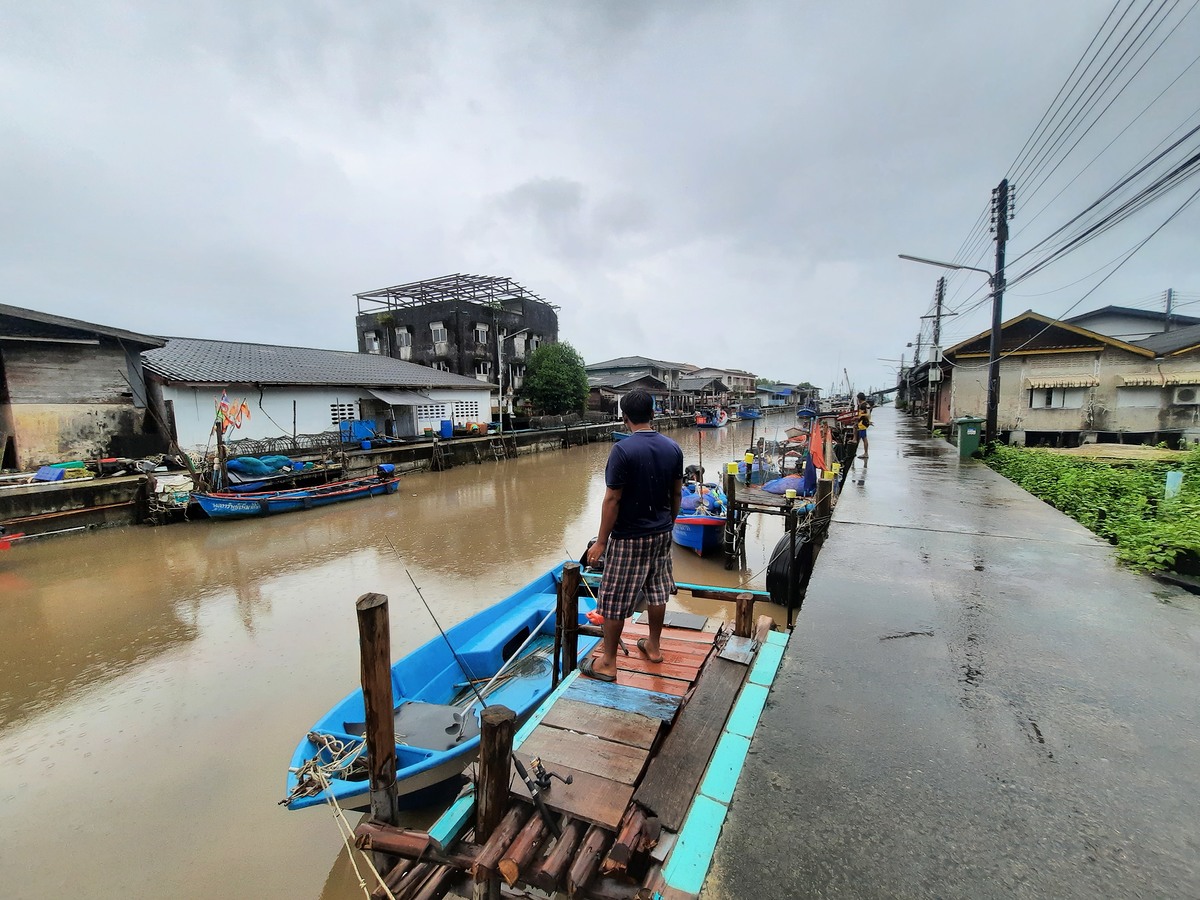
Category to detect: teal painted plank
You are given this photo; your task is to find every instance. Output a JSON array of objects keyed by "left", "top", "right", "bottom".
[
  {"left": 662, "top": 793, "right": 727, "bottom": 894},
  {"left": 749, "top": 641, "right": 785, "bottom": 686},
  {"left": 514, "top": 669, "right": 580, "bottom": 747},
  {"left": 765, "top": 629, "right": 788, "bottom": 647},
  {"left": 562, "top": 678, "right": 681, "bottom": 723},
  {"left": 726, "top": 683, "right": 769, "bottom": 739},
  {"left": 698, "top": 731, "right": 751, "bottom": 805},
  {"left": 429, "top": 791, "right": 475, "bottom": 848}
]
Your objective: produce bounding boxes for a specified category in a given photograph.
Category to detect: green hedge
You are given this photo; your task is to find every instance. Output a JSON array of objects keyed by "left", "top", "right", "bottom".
[{"left": 986, "top": 445, "right": 1200, "bottom": 572}]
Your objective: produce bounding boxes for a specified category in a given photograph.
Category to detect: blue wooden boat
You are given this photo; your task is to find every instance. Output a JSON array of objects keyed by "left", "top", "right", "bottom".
[
  {"left": 611, "top": 431, "right": 632, "bottom": 441},
  {"left": 737, "top": 407, "right": 763, "bottom": 420},
  {"left": 673, "top": 481, "right": 728, "bottom": 555},
  {"left": 282, "top": 564, "right": 600, "bottom": 811},
  {"left": 193, "top": 473, "right": 398, "bottom": 519},
  {"left": 693, "top": 407, "right": 729, "bottom": 428}
]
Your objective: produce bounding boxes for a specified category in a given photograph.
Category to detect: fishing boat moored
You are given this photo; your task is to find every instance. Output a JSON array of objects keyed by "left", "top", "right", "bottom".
[
  {"left": 694, "top": 407, "right": 729, "bottom": 428},
  {"left": 193, "top": 468, "right": 399, "bottom": 519},
  {"left": 672, "top": 480, "right": 728, "bottom": 556},
  {"left": 282, "top": 563, "right": 600, "bottom": 811}
]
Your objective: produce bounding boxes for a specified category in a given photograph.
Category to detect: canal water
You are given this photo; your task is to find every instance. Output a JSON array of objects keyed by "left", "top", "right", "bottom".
[{"left": 0, "top": 417, "right": 795, "bottom": 899}]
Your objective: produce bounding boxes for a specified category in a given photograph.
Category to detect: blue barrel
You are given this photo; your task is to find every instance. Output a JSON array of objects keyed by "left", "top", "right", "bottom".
[{"left": 440, "top": 420, "right": 453, "bottom": 438}]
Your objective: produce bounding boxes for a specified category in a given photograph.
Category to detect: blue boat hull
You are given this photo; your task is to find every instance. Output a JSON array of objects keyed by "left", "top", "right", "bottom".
[
  {"left": 284, "top": 563, "right": 600, "bottom": 810},
  {"left": 672, "top": 516, "right": 725, "bottom": 556},
  {"left": 194, "top": 476, "right": 398, "bottom": 519}
]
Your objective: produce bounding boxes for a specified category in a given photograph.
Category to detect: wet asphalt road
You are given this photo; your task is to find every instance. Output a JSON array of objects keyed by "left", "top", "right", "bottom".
[{"left": 706, "top": 408, "right": 1200, "bottom": 900}]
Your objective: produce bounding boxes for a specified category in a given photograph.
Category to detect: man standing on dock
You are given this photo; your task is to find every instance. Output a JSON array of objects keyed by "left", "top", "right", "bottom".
[{"left": 583, "top": 389, "right": 684, "bottom": 681}]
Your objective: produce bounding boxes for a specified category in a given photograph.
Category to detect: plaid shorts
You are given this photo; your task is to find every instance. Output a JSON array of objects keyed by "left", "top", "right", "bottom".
[{"left": 597, "top": 531, "right": 674, "bottom": 620}]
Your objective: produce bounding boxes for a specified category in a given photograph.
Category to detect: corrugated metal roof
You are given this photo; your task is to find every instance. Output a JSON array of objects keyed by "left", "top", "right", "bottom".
[{"left": 143, "top": 338, "right": 493, "bottom": 390}]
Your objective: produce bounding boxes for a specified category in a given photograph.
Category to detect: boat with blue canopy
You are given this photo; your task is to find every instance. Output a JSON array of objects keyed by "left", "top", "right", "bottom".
[
  {"left": 193, "top": 470, "right": 398, "bottom": 519},
  {"left": 672, "top": 481, "right": 728, "bottom": 555}
]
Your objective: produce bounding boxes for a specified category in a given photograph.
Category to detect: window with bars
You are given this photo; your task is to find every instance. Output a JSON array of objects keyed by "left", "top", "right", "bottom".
[
  {"left": 330, "top": 403, "right": 357, "bottom": 424},
  {"left": 454, "top": 400, "right": 481, "bottom": 420}
]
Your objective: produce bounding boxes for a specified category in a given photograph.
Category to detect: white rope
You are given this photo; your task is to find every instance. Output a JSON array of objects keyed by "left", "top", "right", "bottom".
[{"left": 312, "top": 767, "right": 400, "bottom": 900}]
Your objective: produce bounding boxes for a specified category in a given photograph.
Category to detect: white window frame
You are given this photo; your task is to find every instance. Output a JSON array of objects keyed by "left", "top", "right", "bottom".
[
  {"left": 474, "top": 360, "right": 492, "bottom": 380},
  {"left": 474, "top": 323, "right": 488, "bottom": 344},
  {"left": 364, "top": 331, "right": 380, "bottom": 354},
  {"left": 1028, "top": 387, "right": 1085, "bottom": 409},
  {"left": 395, "top": 327, "right": 411, "bottom": 349},
  {"left": 430, "top": 321, "right": 448, "bottom": 345}
]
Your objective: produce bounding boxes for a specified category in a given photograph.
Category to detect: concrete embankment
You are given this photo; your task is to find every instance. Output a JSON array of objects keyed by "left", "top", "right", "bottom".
[{"left": 706, "top": 406, "right": 1200, "bottom": 900}]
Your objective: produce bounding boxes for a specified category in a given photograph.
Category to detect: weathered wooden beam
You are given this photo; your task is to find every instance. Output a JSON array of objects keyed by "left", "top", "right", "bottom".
[
  {"left": 566, "top": 824, "right": 611, "bottom": 898},
  {"left": 471, "top": 804, "right": 529, "bottom": 881},
  {"left": 529, "top": 818, "right": 587, "bottom": 892},
  {"left": 356, "top": 593, "right": 399, "bottom": 830},
  {"left": 410, "top": 863, "right": 457, "bottom": 900},
  {"left": 371, "top": 858, "right": 413, "bottom": 900},
  {"left": 474, "top": 705, "right": 517, "bottom": 900},
  {"left": 497, "top": 809, "right": 549, "bottom": 886},
  {"left": 600, "top": 805, "right": 647, "bottom": 875},
  {"left": 733, "top": 592, "right": 755, "bottom": 638},
  {"left": 561, "top": 562, "right": 581, "bottom": 677},
  {"left": 355, "top": 824, "right": 436, "bottom": 858}
]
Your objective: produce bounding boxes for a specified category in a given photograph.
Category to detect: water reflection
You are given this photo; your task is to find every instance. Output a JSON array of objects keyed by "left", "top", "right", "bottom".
[{"left": 0, "top": 414, "right": 796, "bottom": 899}]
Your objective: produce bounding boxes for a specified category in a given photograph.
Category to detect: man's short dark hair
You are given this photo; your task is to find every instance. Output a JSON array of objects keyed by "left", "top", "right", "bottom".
[{"left": 622, "top": 389, "right": 654, "bottom": 424}]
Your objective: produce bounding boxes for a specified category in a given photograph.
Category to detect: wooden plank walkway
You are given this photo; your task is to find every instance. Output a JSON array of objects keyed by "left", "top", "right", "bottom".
[{"left": 351, "top": 612, "right": 790, "bottom": 900}]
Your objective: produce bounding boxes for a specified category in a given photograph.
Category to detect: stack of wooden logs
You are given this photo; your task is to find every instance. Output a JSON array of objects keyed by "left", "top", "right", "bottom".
[{"left": 356, "top": 796, "right": 665, "bottom": 899}]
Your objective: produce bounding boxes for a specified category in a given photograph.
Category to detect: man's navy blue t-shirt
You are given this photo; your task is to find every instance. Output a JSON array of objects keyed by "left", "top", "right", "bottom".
[{"left": 605, "top": 430, "right": 684, "bottom": 538}]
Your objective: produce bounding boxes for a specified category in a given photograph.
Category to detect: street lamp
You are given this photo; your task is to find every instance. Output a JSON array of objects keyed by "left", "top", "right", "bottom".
[
  {"left": 496, "top": 327, "right": 531, "bottom": 434},
  {"left": 899, "top": 252, "right": 1003, "bottom": 444}
]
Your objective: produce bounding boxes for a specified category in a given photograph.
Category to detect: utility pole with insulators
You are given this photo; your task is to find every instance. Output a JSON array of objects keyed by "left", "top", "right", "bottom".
[{"left": 986, "top": 179, "right": 1014, "bottom": 445}]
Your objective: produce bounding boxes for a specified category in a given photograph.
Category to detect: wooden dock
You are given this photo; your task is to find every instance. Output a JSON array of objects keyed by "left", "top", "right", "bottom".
[{"left": 351, "top": 586, "right": 788, "bottom": 899}]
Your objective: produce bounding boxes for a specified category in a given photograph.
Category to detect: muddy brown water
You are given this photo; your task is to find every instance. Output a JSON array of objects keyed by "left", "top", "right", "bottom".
[{"left": 0, "top": 419, "right": 794, "bottom": 898}]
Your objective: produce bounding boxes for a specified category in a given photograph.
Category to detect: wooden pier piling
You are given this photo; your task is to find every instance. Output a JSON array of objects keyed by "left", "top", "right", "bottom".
[
  {"left": 734, "top": 592, "right": 755, "bottom": 638},
  {"left": 559, "top": 562, "right": 581, "bottom": 679},
  {"left": 355, "top": 592, "right": 400, "bottom": 829},
  {"left": 474, "top": 705, "right": 517, "bottom": 900}
]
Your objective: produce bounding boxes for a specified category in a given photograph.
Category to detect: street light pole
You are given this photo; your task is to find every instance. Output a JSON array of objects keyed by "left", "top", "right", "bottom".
[{"left": 898, "top": 252, "right": 999, "bottom": 440}]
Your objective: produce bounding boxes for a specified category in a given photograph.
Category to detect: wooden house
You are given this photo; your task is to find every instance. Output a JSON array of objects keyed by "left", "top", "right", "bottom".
[{"left": 0, "top": 304, "right": 166, "bottom": 469}]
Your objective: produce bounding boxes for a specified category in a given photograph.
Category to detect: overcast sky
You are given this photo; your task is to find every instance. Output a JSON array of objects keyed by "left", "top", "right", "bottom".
[{"left": 3, "top": 2, "right": 1198, "bottom": 392}]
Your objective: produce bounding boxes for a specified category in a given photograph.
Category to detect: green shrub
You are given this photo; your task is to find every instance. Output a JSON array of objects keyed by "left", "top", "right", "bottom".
[{"left": 987, "top": 445, "right": 1200, "bottom": 572}]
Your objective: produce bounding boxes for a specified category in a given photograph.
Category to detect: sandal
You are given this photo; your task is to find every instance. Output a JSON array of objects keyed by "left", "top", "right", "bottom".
[
  {"left": 580, "top": 657, "right": 616, "bottom": 682},
  {"left": 636, "top": 638, "right": 664, "bottom": 664}
]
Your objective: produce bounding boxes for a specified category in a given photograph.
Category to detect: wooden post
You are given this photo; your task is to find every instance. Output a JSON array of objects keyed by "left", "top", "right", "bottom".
[
  {"left": 723, "top": 465, "right": 737, "bottom": 571},
  {"left": 474, "top": 705, "right": 516, "bottom": 900},
  {"left": 734, "top": 592, "right": 755, "bottom": 638},
  {"left": 815, "top": 475, "right": 833, "bottom": 521},
  {"left": 356, "top": 593, "right": 400, "bottom": 828},
  {"left": 787, "top": 506, "right": 799, "bottom": 629},
  {"left": 560, "top": 563, "right": 581, "bottom": 676}
]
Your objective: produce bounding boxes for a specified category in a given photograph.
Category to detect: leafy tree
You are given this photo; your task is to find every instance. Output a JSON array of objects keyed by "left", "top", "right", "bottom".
[{"left": 520, "top": 341, "right": 589, "bottom": 415}]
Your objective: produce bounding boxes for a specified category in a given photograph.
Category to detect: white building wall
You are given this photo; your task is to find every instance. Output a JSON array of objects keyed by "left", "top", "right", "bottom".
[{"left": 162, "top": 384, "right": 370, "bottom": 452}]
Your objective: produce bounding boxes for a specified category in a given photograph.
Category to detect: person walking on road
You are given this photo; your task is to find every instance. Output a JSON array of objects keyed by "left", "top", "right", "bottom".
[
  {"left": 582, "top": 389, "right": 684, "bottom": 681},
  {"left": 856, "top": 392, "right": 872, "bottom": 460}
]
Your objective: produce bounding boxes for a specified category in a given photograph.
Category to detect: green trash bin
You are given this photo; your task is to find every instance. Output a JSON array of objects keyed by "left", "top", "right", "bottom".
[{"left": 955, "top": 416, "right": 985, "bottom": 459}]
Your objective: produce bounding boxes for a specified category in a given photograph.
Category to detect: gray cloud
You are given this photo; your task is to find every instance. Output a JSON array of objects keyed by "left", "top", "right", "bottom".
[{"left": 1, "top": 1, "right": 1197, "bottom": 389}]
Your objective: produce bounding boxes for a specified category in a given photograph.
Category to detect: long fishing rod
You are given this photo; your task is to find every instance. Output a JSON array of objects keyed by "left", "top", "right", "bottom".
[{"left": 387, "top": 536, "right": 490, "bottom": 709}]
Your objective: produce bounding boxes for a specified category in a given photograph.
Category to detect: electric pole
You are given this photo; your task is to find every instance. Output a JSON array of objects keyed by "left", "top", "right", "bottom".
[
  {"left": 1165, "top": 288, "right": 1174, "bottom": 332},
  {"left": 986, "top": 178, "right": 1013, "bottom": 445},
  {"left": 928, "top": 276, "right": 945, "bottom": 432}
]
